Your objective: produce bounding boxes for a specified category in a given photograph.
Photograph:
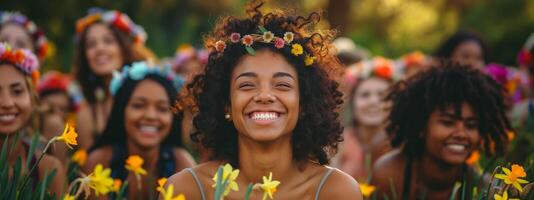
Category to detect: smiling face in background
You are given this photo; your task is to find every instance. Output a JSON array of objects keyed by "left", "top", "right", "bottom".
[
  {"left": 0, "top": 65, "right": 33, "bottom": 135},
  {"left": 352, "top": 77, "right": 389, "bottom": 127},
  {"left": 425, "top": 103, "right": 480, "bottom": 165},
  {"left": 85, "top": 23, "right": 124, "bottom": 76},
  {"left": 230, "top": 50, "right": 300, "bottom": 142},
  {"left": 0, "top": 23, "right": 34, "bottom": 51},
  {"left": 451, "top": 40, "right": 484, "bottom": 69},
  {"left": 124, "top": 79, "right": 173, "bottom": 148}
]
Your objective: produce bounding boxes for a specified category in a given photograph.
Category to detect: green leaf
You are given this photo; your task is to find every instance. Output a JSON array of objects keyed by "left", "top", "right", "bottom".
[
  {"left": 26, "top": 134, "right": 39, "bottom": 169},
  {"left": 258, "top": 26, "right": 267, "bottom": 34},
  {"left": 244, "top": 183, "right": 253, "bottom": 200},
  {"left": 245, "top": 46, "right": 256, "bottom": 56},
  {"left": 449, "top": 182, "right": 462, "bottom": 200}
]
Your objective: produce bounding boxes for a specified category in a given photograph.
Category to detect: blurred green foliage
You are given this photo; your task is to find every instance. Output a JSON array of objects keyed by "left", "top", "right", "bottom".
[{"left": 1, "top": 0, "right": 533, "bottom": 72}]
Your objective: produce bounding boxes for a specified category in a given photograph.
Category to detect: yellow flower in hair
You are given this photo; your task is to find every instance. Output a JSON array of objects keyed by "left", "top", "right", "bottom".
[
  {"left": 494, "top": 164, "right": 529, "bottom": 192},
  {"left": 263, "top": 31, "right": 274, "bottom": 43},
  {"left": 125, "top": 155, "right": 147, "bottom": 176},
  {"left": 212, "top": 163, "right": 240, "bottom": 196},
  {"left": 304, "top": 54, "right": 316, "bottom": 66},
  {"left": 54, "top": 123, "right": 78, "bottom": 149},
  {"left": 259, "top": 172, "right": 280, "bottom": 200},
  {"left": 291, "top": 44, "right": 303, "bottom": 56}
]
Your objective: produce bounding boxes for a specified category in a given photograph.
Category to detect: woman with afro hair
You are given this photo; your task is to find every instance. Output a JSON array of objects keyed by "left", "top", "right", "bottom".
[
  {"left": 372, "top": 62, "right": 511, "bottom": 199},
  {"left": 165, "top": 1, "right": 362, "bottom": 199}
]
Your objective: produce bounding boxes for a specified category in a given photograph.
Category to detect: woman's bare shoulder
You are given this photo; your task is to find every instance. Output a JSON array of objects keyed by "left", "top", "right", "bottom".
[
  {"left": 84, "top": 145, "right": 113, "bottom": 173},
  {"left": 164, "top": 161, "right": 222, "bottom": 200},
  {"left": 318, "top": 166, "right": 363, "bottom": 200}
]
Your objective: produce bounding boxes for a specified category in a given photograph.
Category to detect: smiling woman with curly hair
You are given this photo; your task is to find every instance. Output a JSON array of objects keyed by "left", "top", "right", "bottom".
[{"left": 165, "top": 1, "right": 362, "bottom": 199}]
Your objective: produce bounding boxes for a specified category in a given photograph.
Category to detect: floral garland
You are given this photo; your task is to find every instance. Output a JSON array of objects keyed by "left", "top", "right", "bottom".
[
  {"left": 213, "top": 26, "right": 316, "bottom": 66},
  {"left": 76, "top": 8, "right": 147, "bottom": 45},
  {"left": 0, "top": 42, "right": 40, "bottom": 84},
  {"left": 0, "top": 11, "right": 49, "bottom": 59},
  {"left": 345, "top": 56, "right": 402, "bottom": 86},
  {"left": 109, "top": 61, "right": 184, "bottom": 96}
]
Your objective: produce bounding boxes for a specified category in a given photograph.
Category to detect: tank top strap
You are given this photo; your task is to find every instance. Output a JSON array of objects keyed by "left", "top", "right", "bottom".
[
  {"left": 314, "top": 167, "right": 335, "bottom": 200},
  {"left": 185, "top": 168, "right": 207, "bottom": 200}
]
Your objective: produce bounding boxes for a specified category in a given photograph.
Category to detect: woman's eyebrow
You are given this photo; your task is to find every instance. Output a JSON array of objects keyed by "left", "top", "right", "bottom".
[
  {"left": 234, "top": 72, "right": 257, "bottom": 81},
  {"left": 273, "top": 72, "right": 295, "bottom": 80}
]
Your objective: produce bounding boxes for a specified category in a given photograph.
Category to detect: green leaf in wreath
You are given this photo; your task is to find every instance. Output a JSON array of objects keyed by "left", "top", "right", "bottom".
[{"left": 245, "top": 46, "right": 256, "bottom": 56}]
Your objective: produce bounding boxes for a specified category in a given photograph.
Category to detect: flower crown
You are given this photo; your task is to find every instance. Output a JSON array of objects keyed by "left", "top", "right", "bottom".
[
  {"left": 484, "top": 63, "right": 529, "bottom": 104},
  {"left": 213, "top": 27, "right": 316, "bottom": 66},
  {"left": 345, "top": 56, "right": 402, "bottom": 86},
  {"left": 76, "top": 8, "right": 147, "bottom": 45},
  {"left": 0, "top": 43, "right": 40, "bottom": 84},
  {"left": 0, "top": 11, "right": 49, "bottom": 59},
  {"left": 110, "top": 61, "right": 184, "bottom": 96},
  {"left": 38, "top": 71, "right": 83, "bottom": 111}
]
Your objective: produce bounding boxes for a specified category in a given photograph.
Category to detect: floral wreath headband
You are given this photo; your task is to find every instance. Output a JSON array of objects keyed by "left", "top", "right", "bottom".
[
  {"left": 213, "top": 26, "right": 316, "bottom": 66},
  {"left": 345, "top": 56, "right": 403, "bottom": 86},
  {"left": 0, "top": 43, "right": 40, "bottom": 85},
  {"left": 0, "top": 11, "right": 49, "bottom": 59},
  {"left": 110, "top": 61, "right": 185, "bottom": 96},
  {"left": 76, "top": 8, "right": 147, "bottom": 45}
]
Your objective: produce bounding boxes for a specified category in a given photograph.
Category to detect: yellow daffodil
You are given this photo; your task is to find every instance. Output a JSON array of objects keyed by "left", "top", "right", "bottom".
[
  {"left": 54, "top": 123, "right": 78, "bottom": 149},
  {"left": 495, "top": 164, "right": 529, "bottom": 192},
  {"left": 125, "top": 155, "right": 147, "bottom": 176},
  {"left": 72, "top": 149, "right": 87, "bottom": 166},
  {"left": 212, "top": 163, "right": 240, "bottom": 196},
  {"left": 112, "top": 179, "right": 122, "bottom": 192},
  {"left": 88, "top": 164, "right": 114, "bottom": 196},
  {"left": 494, "top": 191, "right": 520, "bottom": 200},
  {"left": 359, "top": 183, "right": 376, "bottom": 198},
  {"left": 291, "top": 44, "right": 303, "bottom": 56},
  {"left": 304, "top": 54, "right": 316, "bottom": 66},
  {"left": 63, "top": 194, "right": 75, "bottom": 200},
  {"left": 161, "top": 185, "right": 186, "bottom": 200},
  {"left": 259, "top": 172, "right": 280, "bottom": 200},
  {"left": 157, "top": 177, "right": 168, "bottom": 192}
]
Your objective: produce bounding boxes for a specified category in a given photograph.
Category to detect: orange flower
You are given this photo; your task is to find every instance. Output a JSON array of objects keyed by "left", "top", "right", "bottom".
[
  {"left": 507, "top": 131, "right": 515, "bottom": 141},
  {"left": 495, "top": 164, "right": 529, "bottom": 192},
  {"left": 72, "top": 149, "right": 88, "bottom": 166},
  {"left": 55, "top": 123, "right": 78, "bottom": 149},
  {"left": 214, "top": 41, "right": 226, "bottom": 52},
  {"left": 125, "top": 155, "right": 147, "bottom": 176},
  {"left": 465, "top": 150, "right": 480, "bottom": 165},
  {"left": 242, "top": 35, "right": 254, "bottom": 46},
  {"left": 374, "top": 65, "right": 392, "bottom": 79},
  {"left": 112, "top": 179, "right": 122, "bottom": 192}
]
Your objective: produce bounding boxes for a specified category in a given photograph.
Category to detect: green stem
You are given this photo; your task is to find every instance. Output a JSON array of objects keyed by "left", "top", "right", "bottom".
[{"left": 18, "top": 138, "right": 55, "bottom": 196}]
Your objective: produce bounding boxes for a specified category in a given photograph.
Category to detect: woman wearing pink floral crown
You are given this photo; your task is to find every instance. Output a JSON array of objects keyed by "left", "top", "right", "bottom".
[
  {"left": 0, "top": 11, "right": 50, "bottom": 62},
  {"left": 335, "top": 57, "right": 398, "bottom": 182},
  {"left": 73, "top": 8, "right": 149, "bottom": 149},
  {"left": 0, "top": 43, "right": 66, "bottom": 197},
  {"left": 165, "top": 2, "right": 362, "bottom": 199}
]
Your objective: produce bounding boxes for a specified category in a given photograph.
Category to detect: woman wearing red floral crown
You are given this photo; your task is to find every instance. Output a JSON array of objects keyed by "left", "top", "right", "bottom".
[
  {"left": 0, "top": 11, "right": 50, "bottom": 62},
  {"left": 73, "top": 8, "right": 151, "bottom": 150}
]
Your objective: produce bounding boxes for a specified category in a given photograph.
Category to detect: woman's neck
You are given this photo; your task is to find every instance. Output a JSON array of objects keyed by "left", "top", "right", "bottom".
[
  {"left": 417, "top": 153, "right": 464, "bottom": 190},
  {"left": 237, "top": 134, "right": 297, "bottom": 183},
  {"left": 126, "top": 140, "right": 160, "bottom": 173},
  {"left": 354, "top": 124, "right": 383, "bottom": 143}
]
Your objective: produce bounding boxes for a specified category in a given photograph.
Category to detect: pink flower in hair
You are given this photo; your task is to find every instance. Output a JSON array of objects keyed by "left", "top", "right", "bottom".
[
  {"left": 230, "top": 33, "right": 241, "bottom": 43},
  {"left": 274, "top": 38, "right": 285, "bottom": 49}
]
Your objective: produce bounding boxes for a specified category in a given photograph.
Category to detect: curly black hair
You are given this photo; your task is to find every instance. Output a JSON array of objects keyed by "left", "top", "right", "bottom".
[
  {"left": 434, "top": 31, "right": 489, "bottom": 64},
  {"left": 180, "top": 1, "right": 343, "bottom": 165},
  {"left": 386, "top": 61, "right": 511, "bottom": 158}
]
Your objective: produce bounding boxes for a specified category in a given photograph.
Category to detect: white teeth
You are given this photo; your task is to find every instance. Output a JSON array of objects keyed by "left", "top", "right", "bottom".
[
  {"left": 139, "top": 126, "right": 158, "bottom": 132},
  {"left": 0, "top": 114, "right": 15, "bottom": 122},
  {"left": 447, "top": 144, "right": 466, "bottom": 152},
  {"left": 251, "top": 112, "right": 278, "bottom": 120}
]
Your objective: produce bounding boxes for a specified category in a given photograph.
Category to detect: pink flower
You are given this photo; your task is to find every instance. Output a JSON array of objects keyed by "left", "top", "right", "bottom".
[
  {"left": 242, "top": 35, "right": 254, "bottom": 46},
  {"left": 230, "top": 33, "right": 241, "bottom": 43},
  {"left": 215, "top": 40, "right": 226, "bottom": 52},
  {"left": 274, "top": 38, "right": 285, "bottom": 49}
]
